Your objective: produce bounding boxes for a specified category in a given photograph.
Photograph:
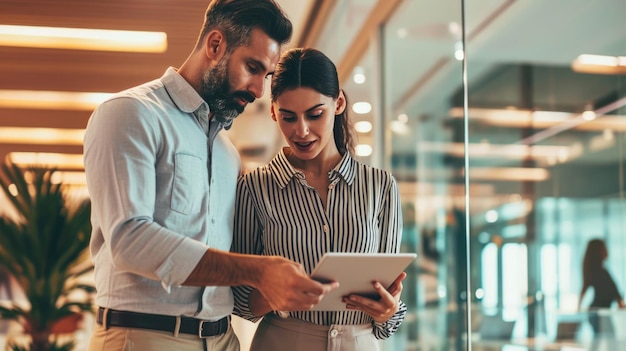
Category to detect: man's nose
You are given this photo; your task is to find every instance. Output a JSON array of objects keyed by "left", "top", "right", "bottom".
[{"left": 249, "top": 76, "right": 265, "bottom": 99}]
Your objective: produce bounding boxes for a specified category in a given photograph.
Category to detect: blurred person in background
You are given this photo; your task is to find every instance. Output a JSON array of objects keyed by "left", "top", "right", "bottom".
[{"left": 579, "top": 238, "right": 625, "bottom": 338}]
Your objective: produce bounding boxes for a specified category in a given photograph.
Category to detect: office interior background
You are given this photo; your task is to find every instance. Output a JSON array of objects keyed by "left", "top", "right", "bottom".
[{"left": 0, "top": 0, "right": 625, "bottom": 350}]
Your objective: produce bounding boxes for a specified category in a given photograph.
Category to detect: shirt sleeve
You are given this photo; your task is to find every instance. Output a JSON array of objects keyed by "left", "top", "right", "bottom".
[
  {"left": 378, "top": 172, "right": 403, "bottom": 254},
  {"left": 372, "top": 171, "right": 407, "bottom": 338},
  {"left": 231, "top": 176, "right": 264, "bottom": 322},
  {"left": 83, "top": 96, "right": 207, "bottom": 289}
]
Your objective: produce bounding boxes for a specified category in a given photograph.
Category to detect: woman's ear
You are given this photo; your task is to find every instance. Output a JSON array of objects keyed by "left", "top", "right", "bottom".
[
  {"left": 335, "top": 90, "right": 347, "bottom": 114},
  {"left": 204, "top": 30, "right": 227, "bottom": 62}
]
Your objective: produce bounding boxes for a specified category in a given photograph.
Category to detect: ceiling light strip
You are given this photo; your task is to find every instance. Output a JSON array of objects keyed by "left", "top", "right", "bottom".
[
  {"left": 0, "top": 127, "right": 84, "bottom": 145},
  {"left": 517, "top": 96, "right": 626, "bottom": 146},
  {"left": 0, "top": 25, "right": 167, "bottom": 53},
  {"left": 8, "top": 152, "right": 84, "bottom": 170},
  {"left": 0, "top": 89, "right": 112, "bottom": 110},
  {"left": 571, "top": 54, "right": 626, "bottom": 74}
]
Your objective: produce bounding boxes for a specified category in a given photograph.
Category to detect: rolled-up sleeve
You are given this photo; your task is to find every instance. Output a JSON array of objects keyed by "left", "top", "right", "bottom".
[{"left": 84, "top": 96, "right": 206, "bottom": 289}]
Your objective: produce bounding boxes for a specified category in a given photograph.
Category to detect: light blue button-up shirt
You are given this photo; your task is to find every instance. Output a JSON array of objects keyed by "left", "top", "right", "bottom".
[{"left": 83, "top": 67, "right": 241, "bottom": 320}]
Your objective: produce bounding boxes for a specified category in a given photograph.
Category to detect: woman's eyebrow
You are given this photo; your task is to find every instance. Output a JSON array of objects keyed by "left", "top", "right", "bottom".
[{"left": 278, "top": 103, "right": 325, "bottom": 114}]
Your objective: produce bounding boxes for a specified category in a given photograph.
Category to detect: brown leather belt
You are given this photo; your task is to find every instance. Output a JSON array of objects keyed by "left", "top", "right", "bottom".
[{"left": 97, "top": 307, "right": 229, "bottom": 338}]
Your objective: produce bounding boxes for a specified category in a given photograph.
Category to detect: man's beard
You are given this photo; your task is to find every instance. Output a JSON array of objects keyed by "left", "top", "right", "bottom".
[{"left": 200, "top": 58, "right": 255, "bottom": 125}]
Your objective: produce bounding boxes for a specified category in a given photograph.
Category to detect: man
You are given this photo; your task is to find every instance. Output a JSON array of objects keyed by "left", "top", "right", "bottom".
[{"left": 83, "top": 1, "right": 336, "bottom": 350}]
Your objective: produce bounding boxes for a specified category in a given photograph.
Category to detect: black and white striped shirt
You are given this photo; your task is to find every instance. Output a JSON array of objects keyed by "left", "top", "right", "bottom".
[{"left": 232, "top": 148, "right": 407, "bottom": 339}]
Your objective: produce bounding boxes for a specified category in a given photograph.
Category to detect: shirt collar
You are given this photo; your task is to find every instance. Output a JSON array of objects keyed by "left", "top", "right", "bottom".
[
  {"left": 160, "top": 67, "right": 233, "bottom": 130},
  {"left": 269, "top": 148, "right": 357, "bottom": 189}
]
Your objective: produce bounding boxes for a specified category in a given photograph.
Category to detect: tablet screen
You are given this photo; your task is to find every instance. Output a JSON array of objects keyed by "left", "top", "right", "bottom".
[{"left": 309, "top": 252, "right": 417, "bottom": 311}]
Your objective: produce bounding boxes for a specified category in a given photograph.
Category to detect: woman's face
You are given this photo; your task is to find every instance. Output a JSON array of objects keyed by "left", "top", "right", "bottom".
[{"left": 271, "top": 87, "right": 345, "bottom": 163}]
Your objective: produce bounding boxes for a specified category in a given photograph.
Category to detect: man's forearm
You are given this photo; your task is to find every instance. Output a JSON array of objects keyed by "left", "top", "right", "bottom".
[
  {"left": 183, "top": 248, "right": 261, "bottom": 287},
  {"left": 183, "top": 248, "right": 337, "bottom": 312}
]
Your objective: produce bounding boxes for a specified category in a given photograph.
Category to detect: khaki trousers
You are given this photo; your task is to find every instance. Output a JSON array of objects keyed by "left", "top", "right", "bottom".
[
  {"left": 87, "top": 322, "right": 240, "bottom": 351},
  {"left": 250, "top": 314, "right": 380, "bottom": 351}
]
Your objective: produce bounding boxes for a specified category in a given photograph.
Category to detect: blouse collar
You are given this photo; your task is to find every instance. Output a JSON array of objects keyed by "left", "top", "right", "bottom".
[{"left": 268, "top": 147, "right": 356, "bottom": 189}]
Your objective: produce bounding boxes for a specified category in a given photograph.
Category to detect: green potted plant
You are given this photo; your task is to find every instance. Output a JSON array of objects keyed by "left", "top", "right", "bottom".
[{"left": 0, "top": 161, "right": 94, "bottom": 351}]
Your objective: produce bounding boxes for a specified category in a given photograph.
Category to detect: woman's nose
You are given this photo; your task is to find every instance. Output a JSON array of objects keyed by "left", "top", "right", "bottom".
[{"left": 296, "top": 120, "right": 309, "bottom": 137}]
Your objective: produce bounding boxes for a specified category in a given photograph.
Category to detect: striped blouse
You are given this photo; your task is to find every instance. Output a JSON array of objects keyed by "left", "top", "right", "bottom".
[{"left": 232, "top": 148, "right": 407, "bottom": 339}]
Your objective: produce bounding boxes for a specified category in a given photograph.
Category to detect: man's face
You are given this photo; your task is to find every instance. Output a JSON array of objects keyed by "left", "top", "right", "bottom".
[
  {"left": 200, "top": 55, "right": 247, "bottom": 124},
  {"left": 200, "top": 28, "right": 281, "bottom": 124}
]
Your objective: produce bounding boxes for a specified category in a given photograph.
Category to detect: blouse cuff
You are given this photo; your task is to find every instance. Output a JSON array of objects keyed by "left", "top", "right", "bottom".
[{"left": 372, "top": 300, "right": 407, "bottom": 339}]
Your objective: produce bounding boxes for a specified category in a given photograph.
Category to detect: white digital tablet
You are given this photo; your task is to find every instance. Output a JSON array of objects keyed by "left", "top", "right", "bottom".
[{"left": 309, "top": 252, "right": 417, "bottom": 311}]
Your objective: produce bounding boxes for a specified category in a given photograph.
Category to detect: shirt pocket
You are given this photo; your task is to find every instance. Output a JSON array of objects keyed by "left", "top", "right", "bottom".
[{"left": 171, "top": 153, "right": 205, "bottom": 214}]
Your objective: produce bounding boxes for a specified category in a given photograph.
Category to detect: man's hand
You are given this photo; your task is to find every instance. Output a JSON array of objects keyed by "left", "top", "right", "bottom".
[
  {"left": 183, "top": 249, "right": 338, "bottom": 315},
  {"left": 254, "top": 256, "right": 338, "bottom": 312}
]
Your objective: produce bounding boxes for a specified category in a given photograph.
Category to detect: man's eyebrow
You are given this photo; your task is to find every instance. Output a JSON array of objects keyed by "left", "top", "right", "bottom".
[
  {"left": 278, "top": 103, "right": 325, "bottom": 114},
  {"left": 249, "top": 58, "right": 268, "bottom": 73}
]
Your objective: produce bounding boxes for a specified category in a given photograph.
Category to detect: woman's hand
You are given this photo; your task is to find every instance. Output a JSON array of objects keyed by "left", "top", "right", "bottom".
[{"left": 342, "top": 272, "right": 407, "bottom": 323}]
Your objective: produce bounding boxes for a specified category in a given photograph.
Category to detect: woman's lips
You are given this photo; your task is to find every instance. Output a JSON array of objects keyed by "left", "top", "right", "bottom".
[{"left": 294, "top": 140, "right": 315, "bottom": 152}]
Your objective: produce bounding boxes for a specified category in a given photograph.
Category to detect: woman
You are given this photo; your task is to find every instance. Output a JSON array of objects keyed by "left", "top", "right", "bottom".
[
  {"left": 232, "top": 48, "right": 407, "bottom": 351},
  {"left": 579, "top": 238, "right": 625, "bottom": 337}
]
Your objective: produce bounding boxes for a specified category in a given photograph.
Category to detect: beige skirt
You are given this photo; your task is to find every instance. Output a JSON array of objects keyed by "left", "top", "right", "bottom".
[{"left": 250, "top": 314, "right": 380, "bottom": 351}]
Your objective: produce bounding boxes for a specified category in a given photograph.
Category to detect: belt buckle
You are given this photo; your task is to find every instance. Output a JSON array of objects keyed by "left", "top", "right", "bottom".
[{"left": 198, "top": 320, "right": 212, "bottom": 338}]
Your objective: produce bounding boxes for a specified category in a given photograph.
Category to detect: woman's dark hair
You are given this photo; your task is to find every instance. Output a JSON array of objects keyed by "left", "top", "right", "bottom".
[
  {"left": 271, "top": 48, "right": 356, "bottom": 154},
  {"left": 582, "top": 238, "right": 607, "bottom": 284},
  {"left": 198, "top": 0, "right": 292, "bottom": 51}
]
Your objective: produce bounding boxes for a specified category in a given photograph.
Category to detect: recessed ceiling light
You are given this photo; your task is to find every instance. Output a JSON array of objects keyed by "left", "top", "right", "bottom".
[
  {"left": 354, "top": 121, "right": 373, "bottom": 133},
  {"left": 352, "top": 102, "right": 372, "bottom": 114},
  {"left": 352, "top": 66, "right": 366, "bottom": 84},
  {"left": 581, "top": 110, "right": 596, "bottom": 121},
  {"left": 390, "top": 120, "right": 410, "bottom": 135},
  {"left": 355, "top": 144, "right": 373, "bottom": 157}
]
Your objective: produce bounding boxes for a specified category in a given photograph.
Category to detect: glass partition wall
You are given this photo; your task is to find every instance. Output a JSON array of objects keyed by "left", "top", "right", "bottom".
[
  {"left": 376, "top": 0, "right": 626, "bottom": 350},
  {"left": 316, "top": 0, "right": 625, "bottom": 350},
  {"left": 462, "top": 1, "right": 626, "bottom": 351},
  {"left": 380, "top": 0, "right": 466, "bottom": 350}
]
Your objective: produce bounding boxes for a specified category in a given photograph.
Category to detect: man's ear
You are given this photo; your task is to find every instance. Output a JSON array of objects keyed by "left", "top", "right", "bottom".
[
  {"left": 204, "top": 30, "right": 227, "bottom": 62},
  {"left": 270, "top": 103, "right": 278, "bottom": 121},
  {"left": 335, "top": 90, "right": 347, "bottom": 115}
]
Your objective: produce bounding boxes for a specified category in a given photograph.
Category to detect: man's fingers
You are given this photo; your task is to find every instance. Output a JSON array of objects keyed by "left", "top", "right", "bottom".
[
  {"left": 302, "top": 280, "right": 339, "bottom": 297},
  {"left": 320, "top": 281, "right": 340, "bottom": 294}
]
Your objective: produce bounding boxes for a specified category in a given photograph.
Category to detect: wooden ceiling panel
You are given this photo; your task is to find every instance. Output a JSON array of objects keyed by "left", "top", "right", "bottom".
[
  {"left": 0, "top": 108, "right": 90, "bottom": 129},
  {"left": 0, "top": 0, "right": 212, "bottom": 165},
  {"left": 0, "top": 0, "right": 319, "bottom": 170}
]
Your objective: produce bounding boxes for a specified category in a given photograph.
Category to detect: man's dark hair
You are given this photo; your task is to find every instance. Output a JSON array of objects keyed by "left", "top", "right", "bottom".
[{"left": 199, "top": 0, "right": 292, "bottom": 51}]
